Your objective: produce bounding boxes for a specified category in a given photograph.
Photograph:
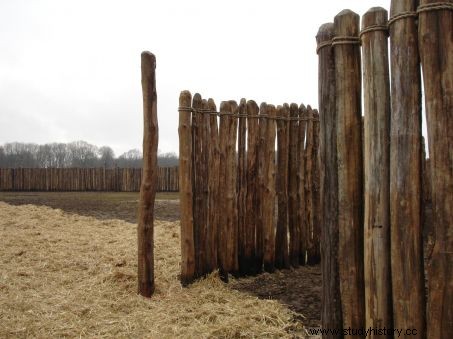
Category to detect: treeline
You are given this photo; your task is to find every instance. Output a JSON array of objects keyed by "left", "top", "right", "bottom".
[{"left": 0, "top": 141, "right": 178, "bottom": 168}]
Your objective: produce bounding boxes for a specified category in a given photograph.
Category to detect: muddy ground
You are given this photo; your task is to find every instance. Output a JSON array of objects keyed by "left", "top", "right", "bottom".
[{"left": 0, "top": 191, "right": 322, "bottom": 328}]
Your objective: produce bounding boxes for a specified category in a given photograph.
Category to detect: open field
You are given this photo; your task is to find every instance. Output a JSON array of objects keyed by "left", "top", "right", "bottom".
[
  {"left": 0, "top": 192, "right": 322, "bottom": 338},
  {"left": 0, "top": 192, "right": 179, "bottom": 223}
]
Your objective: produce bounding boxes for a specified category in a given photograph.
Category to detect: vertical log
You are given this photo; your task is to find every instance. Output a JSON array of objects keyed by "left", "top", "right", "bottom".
[
  {"left": 389, "top": 0, "right": 426, "bottom": 335},
  {"left": 288, "top": 103, "right": 300, "bottom": 267},
  {"left": 311, "top": 109, "right": 321, "bottom": 264},
  {"left": 361, "top": 7, "right": 392, "bottom": 336},
  {"left": 255, "top": 103, "right": 268, "bottom": 273},
  {"left": 305, "top": 106, "right": 315, "bottom": 264},
  {"left": 245, "top": 100, "right": 260, "bottom": 275},
  {"left": 334, "top": 9, "right": 365, "bottom": 332},
  {"left": 418, "top": 1, "right": 453, "bottom": 337},
  {"left": 275, "top": 104, "right": 290, "bottom": 269},
  {"left": 297, "top": 104, "right": 308, "bottom": 265},
  {"left": 237, "top": 98, "right": 248, "bottom": 274},
  {"left": 262, "top": 104, "right": 277, "bottom": 272},
  {"left": 200, "top": 98, "right": 210, "bottom": 275},
  {"left": 137, "top": 51, "right": 158, "bottom": 297},
  {"left": 207, "top": 98, "right": 219, "bottom": 272},
  {"left": 192, "top": 93, "right": 204, "bottom": 277},
  {"left": 229, "top": 100, "right": 239, "bottom": 273},
  {"left": 218, "top": 101, "right": 229, "bottom": 277},
  {"left": 317, "top": 21, "right": 343, "bottom": 337},
  {"left": 218, "top": 100, "right": 238, "bottom": 276},
  {"left": 179, "top": 90, "right": 195, "bottom": 285}
]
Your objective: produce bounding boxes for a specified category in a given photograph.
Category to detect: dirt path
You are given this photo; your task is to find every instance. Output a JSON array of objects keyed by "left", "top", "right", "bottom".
[{"left": 0, "top": 192, "right": 180, "bottom": 223}]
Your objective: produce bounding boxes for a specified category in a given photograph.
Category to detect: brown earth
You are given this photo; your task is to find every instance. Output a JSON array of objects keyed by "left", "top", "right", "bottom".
[{"left": 0, "top": 191, "right": 322, "bottom": 329}]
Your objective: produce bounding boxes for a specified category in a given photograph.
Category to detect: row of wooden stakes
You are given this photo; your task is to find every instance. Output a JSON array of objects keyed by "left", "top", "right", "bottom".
[{"left": 179, "top": 91, "right": 321, "bottom": 283}]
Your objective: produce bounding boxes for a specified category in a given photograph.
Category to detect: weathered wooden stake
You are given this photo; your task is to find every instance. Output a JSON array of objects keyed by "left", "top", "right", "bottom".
[
  {"left": 317, "top": 22, "right": 343, "bottom": 337},
  {"left": 138, "top": 51, "right": 158, "bottom": 297},
  {"left": 305, "top": 106, "right": 314, "bottom": 264},
  {"left": 275, "top": 104, "right": 290, "bottom": 269},
  {"left": 245, "top": 100, "right": 260, "bottom": 274},
  {"left": 255, "top": 103, "right": 268, "bottom": 273},
  {"left": 237, "top": 98, "right": 248, "bottom": 274},
  {"left": 389, "top": 0, "right": 426, "bottom": 335},
  {"left": 218, "top": 101, "right": 229, "bottom": 277},
  {"left": 361, "top": 7, "right": 392, "bottom": 334},
  {"left": 200, "top": 98, "right": 210, "bottom": 275},
  {"left": 228, "top": 101, "right": 239, "bottom": 273},
  {"left": 311, "top": 109, "right": 321, "bottom": 264},
  {"left": 288, "top": 103, "right": 300, "bottom": 267},
  {"left": 418, "top": 0, "right": 453, "bottom": 337},
  {"left": 207, "top": 98, "right": 219, "bottom": 272},
  {"left": 297, "top": 104, "right": 307, "bottom": 266},
  {"left": 334, "top": 9, "right": 365, "bottom": 332},
  {"left": 263, "top": 104, "right": 277, "bottom": 272},
  {"left": 179, "top": 90, "right": 195, "bottom": 285},
  {"left": 192, "top": 93, "right": 204, "bottom": 277}
]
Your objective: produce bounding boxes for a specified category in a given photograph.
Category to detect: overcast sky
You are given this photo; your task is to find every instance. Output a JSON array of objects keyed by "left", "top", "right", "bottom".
[{"left": 1, "top": 0, "right": 395, "bottom": 156}]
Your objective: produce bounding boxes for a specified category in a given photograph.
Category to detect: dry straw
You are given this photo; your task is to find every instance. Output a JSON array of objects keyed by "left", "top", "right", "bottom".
[{"left": 0, "top": 202, "right": 306, "bottom": 338}]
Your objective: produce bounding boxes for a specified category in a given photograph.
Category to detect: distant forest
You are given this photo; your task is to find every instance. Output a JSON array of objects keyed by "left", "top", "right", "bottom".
[{"left": 0, "top": 141, "right": 178, "bottom": 168}]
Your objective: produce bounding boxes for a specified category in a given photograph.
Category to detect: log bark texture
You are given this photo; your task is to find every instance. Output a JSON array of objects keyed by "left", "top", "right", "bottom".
[
  {"left": 245, "top": 100, "right": 260, "bottom": 274},
  {"left": 262, "top": 104, "right": 277, "bottom": 272},
  {"left": 207, "top": 98, "right": 219, "bottom": 272},
  {"left": 317, "top": 22, "right": 343, "bottom": 338},
  {"left": 288, "top": 103, "right": 300, "bottom": 267},
  {"left": 192, "top": 93, "right": 205, "bottom": 277},
  {"left": 361, "top": 7, "right": 392, "bottom": 337},
  {"left": 179, "top": 90, "right": 195, "bottom": 285},
  {"left": 255, "top": 103, "right": 268, "bottom": 273},
  {"left": 418, "top": 0, "right": 453, "bottom": 337},
  {"left": 237, "top": 98, "right": 248, "bottom": 274},
  {"left": 389, "top": 0, "right": 426, "bottom": 336},
  {"left": 334, "top": 9, "right": 365, "bottom": 333},
  {"left": 298, "top": 104, "right": 307, "bottom": 265},
  {"left": 275, "top": 104, "right": 290, "bottom": 269},
  {"left": 305, "top": 106, "right": 315, "bottom": 264}
]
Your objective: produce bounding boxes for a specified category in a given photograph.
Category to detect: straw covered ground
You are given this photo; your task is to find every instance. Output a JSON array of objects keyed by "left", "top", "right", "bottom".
[{"left": 0, "top": 201, "right": 309, "bottom": 338}]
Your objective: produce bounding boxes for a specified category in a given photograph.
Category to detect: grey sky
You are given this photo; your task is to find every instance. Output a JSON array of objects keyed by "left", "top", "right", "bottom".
[{"left": 1, "top": 0, "right": 394, "bottom": 156}]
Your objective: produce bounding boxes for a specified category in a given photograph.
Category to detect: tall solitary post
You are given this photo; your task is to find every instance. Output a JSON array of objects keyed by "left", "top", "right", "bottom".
[{"left": 138, "top": 51, "right": 159, "bottom": 297}]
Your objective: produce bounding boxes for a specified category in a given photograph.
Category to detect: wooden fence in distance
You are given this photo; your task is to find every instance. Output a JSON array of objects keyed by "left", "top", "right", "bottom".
[
  {"left": 178, "top": 91, "right": 320, "bottom": 284},
  {"left": 0, "top": 167, "right": 179, "bottom": 192}
]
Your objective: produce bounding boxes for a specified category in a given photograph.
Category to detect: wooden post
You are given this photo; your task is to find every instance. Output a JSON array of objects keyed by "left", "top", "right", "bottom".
[
  {"left": 218, "top": 100, "right": 238, "bottom": 276},
  {"left": 262, "top": 104, "right": 277, "bottom": 272},
  {"left": 218, "top": 101, "right": 229, "bottom": 277},
  {"left": 245, "top": 100, "right": 260, "bottom": 274},
  {"left": 297, "top": 104, "right": 307, "bottom": 265},
  {"left": 229, "top": 100, "right": 239, "bottom": 273},
  {"left": 361, "top": 7, "right": 392, "bottom": 334},
  {"left": 418, "top": 1, "right": 453, "bottom": 337},
  {"left": 311, "top": 109, "right": 321, "bottom": 264},
  {"left": 334, "top": 9, "right": 365, "bottom": 332},
  {"left": 255, "top": 102, "right": 268, "bottom": 273},
  {"left": 207, "top": 98, "right": 219, "bottom": 272},
  {"left": 275, "top": 104, "right": 290, "bottom": 269},
  {"left": 237, "top": 98, "right": 248, "bottom": 274},
  {"left": 305, "top": 106, "right": 314, "bottom": 264},
  {"left": 179, "top": 90, "right": 195, "bottom": 285},
  {"left": 192, "top": 93, "right": 204, "bottom": 277},
  {"left": 200, "top": 98, "right": 210, "bottom": 275},
  {"left": 317, "top": 22, "right": 343, "bottom": 337},
  {"left": 288, "top": 103, "right": 300, "bottom": 267},
  {"left": 389, "top": 0, "right": 426, "bottom": 335},
  {"left": 137, "top": 51, "right": 158, "bottom": 297}
]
